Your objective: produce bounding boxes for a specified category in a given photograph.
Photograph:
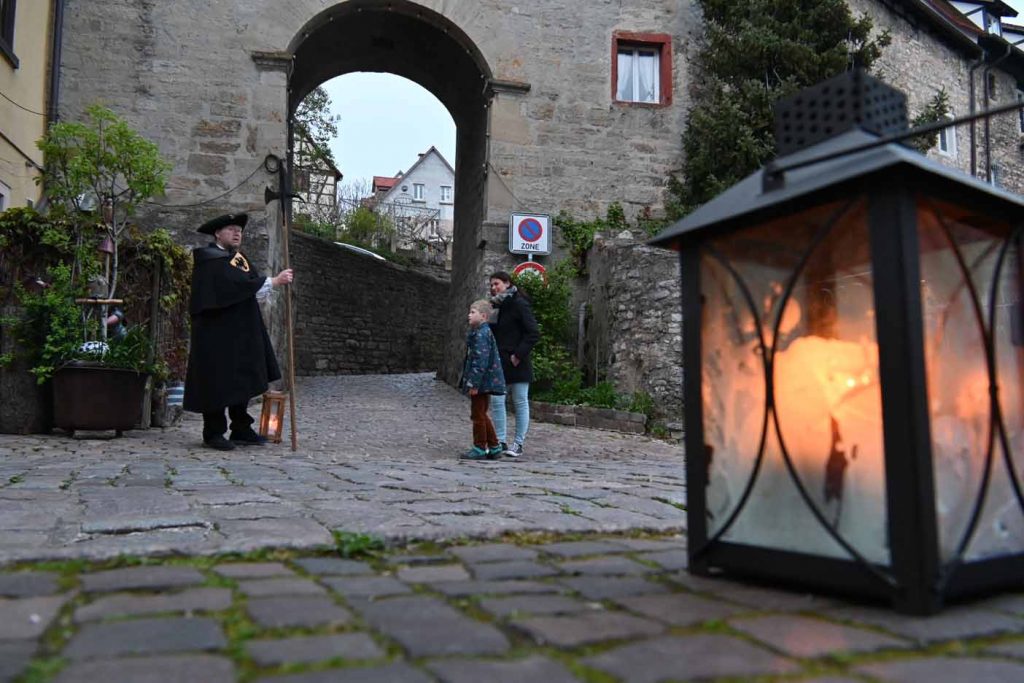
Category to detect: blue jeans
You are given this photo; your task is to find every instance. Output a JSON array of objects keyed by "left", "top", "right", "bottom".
[{"left": 490, "top": 382, "right": 530, "bottom": 446}]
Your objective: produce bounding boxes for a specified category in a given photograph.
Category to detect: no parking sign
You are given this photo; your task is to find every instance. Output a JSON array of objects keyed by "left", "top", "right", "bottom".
[{"left": 508, "top": 213, "right": 551, "bottom": 255}]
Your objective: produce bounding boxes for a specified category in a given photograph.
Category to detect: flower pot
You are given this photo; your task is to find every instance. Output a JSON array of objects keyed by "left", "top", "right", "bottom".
[{"left": 52, "top": 362, "right": 148, "bottom": 434}]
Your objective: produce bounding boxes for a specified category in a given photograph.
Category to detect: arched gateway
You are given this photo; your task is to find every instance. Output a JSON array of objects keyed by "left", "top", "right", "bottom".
[
  {"left": 57, "top": 0, "right": 689, "bottom": 382},
  {"left": 285, "top": 2, "right": 494, "bottom": 383}
]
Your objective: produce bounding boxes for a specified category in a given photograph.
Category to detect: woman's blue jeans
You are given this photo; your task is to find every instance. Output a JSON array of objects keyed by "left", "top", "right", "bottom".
[{"left": 490, "top": 382, "right": 530, "bottom": 446}]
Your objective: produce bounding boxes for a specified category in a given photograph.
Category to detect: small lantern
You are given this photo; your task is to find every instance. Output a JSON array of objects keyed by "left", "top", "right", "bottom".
[
  {"left": 651, "top": 70, "right": 1024, "bottom": 614},
  {"left": 258, "top": 391, "right": 287, "bottom": 443}
]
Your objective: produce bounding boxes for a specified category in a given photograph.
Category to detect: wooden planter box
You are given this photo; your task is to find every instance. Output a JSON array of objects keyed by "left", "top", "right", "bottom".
[
  {"left": 52, "top": 362, "right": 148, "bottom": 435},
  {"left": 529, "top": 400, "right": 647, "bottom": 434}
]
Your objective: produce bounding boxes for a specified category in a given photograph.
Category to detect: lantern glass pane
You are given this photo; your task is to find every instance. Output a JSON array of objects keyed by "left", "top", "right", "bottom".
[
  {"left": 917, "top": 198, "right": 1024, "bottom": 562},
  {"left": 702, "top": 197, "right": 890, "bottom": 564}
]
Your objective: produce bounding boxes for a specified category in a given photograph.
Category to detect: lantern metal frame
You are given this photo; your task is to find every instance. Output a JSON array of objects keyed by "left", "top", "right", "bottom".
[
  {"left": 258, "top": 390, "right": 288, "bottom": 444},
  {"left": 655, "top": 71, "right": 1024, "bottom": 614}
]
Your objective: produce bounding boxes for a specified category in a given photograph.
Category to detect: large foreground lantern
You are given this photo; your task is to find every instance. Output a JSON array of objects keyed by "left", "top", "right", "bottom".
[{"left": 651, "top": 70, "right": 1024, "bottom": 614}]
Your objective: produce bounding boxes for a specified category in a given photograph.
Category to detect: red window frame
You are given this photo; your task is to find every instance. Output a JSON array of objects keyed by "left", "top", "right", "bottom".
[{"left": 611, "top": 31, "right": 672, "bottom": 107}]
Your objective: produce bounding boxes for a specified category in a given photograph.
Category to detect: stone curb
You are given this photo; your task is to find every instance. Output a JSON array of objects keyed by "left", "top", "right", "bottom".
[{"left": 530, "top": 401, "right": 647, "bottom": 433}]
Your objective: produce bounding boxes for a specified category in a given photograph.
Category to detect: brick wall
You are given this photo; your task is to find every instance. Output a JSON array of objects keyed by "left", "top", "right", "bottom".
[{"left": 289, "top": 232, "right": 449, "bottom": 375}]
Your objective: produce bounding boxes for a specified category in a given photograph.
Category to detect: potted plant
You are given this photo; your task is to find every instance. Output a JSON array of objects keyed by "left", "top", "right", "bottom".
[
  {"left": 0, "top": 207, "right": 77, "bottom": 433},
  {"left": 32, "top": 104, "right": 172, "bottom": 434}
]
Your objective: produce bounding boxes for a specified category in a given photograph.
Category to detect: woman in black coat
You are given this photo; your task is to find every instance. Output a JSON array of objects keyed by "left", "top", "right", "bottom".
[{"left": 487, "top": 271, "right": 540, "bottom": 457}]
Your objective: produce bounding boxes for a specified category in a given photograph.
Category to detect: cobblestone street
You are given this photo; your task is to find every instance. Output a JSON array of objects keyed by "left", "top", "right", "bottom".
[
  {"left": 0, "top": 374, "right": 1022, "bottom": 682},
  {"left": 0, "top": 374, "right": 685, "bottom": 564}
]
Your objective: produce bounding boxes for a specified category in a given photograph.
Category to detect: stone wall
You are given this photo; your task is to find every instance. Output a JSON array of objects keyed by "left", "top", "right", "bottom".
[
  {"left": 289, "top": 232, "right": 449, "bottom": 375},
  {"left": 585, "top": 233, "right": 683, "bottom": 420},
  {"left": 851, "top": 0, "right": 1024, "bottom": 194}
]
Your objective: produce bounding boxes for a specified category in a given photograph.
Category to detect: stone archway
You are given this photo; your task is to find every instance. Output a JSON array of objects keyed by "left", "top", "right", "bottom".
[{"left": 286, "top": 1, "right": 494, "bottom": 384}]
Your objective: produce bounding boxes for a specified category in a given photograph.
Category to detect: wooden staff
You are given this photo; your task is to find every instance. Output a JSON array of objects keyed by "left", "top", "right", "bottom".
[{"left": 264, "top": 177, "right": 299, "bottom": 451}]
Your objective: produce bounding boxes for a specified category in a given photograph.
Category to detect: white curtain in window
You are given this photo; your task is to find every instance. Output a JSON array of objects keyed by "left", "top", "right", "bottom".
[
  {"left": 616, "top": 50, "right": 634, "bottom": 101},
  {"left": 637, "top": 50, "right": 658, "bottom": 103},
  {"left": 617, "top": 48, "right": 659, "bottom": 103}
]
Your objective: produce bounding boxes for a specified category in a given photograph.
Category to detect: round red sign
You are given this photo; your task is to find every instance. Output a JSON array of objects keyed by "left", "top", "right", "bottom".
[{"left": 512, "top": 261, "right": 547, "bottom": 282}]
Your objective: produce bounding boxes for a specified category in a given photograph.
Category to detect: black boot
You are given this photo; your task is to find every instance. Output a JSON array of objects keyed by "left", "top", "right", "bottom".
[{"left": 204, "top": 435, "right": 235, "bottom": 451}]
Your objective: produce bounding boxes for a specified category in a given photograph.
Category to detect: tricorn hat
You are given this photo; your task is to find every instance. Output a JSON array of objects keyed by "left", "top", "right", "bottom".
[{"left": 198, "top": 212, "right": 248, "bottom": 235}]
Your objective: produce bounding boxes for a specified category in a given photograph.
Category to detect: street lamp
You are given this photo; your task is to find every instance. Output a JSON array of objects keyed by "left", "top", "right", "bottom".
[{"left": 651, "top": 70, "right": 1024, "bottom": 614}]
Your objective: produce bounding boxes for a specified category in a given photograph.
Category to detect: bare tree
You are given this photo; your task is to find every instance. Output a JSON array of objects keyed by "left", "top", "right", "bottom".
[{"left": 338, "top": 178, "right": 373, "bottom": 205}]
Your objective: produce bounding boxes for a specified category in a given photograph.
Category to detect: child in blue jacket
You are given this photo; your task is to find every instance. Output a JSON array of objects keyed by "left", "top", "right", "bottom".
[{"left": 459, "top": 299, "right": 506, "bottom": 460}]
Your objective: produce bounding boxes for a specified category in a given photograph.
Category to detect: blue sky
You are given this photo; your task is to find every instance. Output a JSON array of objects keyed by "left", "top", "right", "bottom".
[{"left": 323, "top": 73, "right": 455, "bottom": 192}]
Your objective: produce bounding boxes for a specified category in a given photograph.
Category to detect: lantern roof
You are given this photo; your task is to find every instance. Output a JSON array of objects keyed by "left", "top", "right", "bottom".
[{"left": 650, "top": 128, "right": 1024, "bottom": 250}]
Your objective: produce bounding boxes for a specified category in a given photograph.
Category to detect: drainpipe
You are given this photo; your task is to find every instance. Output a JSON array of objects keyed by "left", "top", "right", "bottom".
[
  {"left": 962, "top": 5, "right": 986, "bottom": 178},
  {"left": 47, "top": 0, "right": 66, "bottom": 125},
  {"left": 981, "top": 41, "right": 1013, "bottom": 183}
]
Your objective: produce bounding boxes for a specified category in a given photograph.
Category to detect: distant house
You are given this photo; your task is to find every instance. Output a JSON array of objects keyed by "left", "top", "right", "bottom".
[
  {"left": 372, "top": 174, "right": 399, "bottom": 196},
  {"left": 292, "top": 130, "right": 342, "bottom": 224},
  {"left": 374, "top": 147, "right": 455, "bottom": 259}
]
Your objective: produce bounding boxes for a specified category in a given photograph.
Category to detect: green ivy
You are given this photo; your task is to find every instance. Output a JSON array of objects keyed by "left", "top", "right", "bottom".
[
  {"left": 117, "top": 226, "right": 192, "bottom": 381},
  {"left": 554, "top": 202, "right": 626, "bottom": 272},
  {"left": 0, "top": 207, "right": 83, "bottom": 305},
  {"left": 908, "top": 89, "right": 951, "bottom": 154},
  {"left": 555, "top": 202, "right": 667, "bottom": 272},
  {"left": 513, "top": 259, "right": 580, "bottom": 389},
  {"left": 17, "top": 263, "right": 91, "bottom": 383}
]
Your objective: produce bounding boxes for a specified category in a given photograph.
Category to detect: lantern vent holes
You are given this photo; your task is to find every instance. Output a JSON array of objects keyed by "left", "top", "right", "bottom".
[{"left": 774, "top": 69, "right": 908, "bottom": 156}]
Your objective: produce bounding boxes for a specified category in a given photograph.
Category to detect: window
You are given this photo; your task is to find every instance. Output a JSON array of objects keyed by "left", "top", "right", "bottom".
[
  {"left": 938, "top": 112, "right": 957, "bottom": 158},
  {"left": 990, "top": 164, "right": 1002, "bottom": 189},
  {"left": 293, "top": 168, "right": 310, "bottom": 193},
  {"left": 413, "top": 183, "right": 424, "bottom": 201},
  {"left": 440, "top": 185, "right": 452, "bottom": 202},
  {"left": 0, "top": 179, "right": 10, "bottom": 212},
  {"left": 1018, "top": 89, "right": 1024, "bottom": 134},
  {"left": 983, "top": 11, "right": 1002, "bottom": 36},
  {"left": 612, "top": 32, "right": 672, "bottom": 106},
  {"left": 0, "top": 0, "right": 16, "bottom": 67}
]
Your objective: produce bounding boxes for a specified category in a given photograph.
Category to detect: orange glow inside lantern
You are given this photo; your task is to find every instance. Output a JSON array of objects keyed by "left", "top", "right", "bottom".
[
  {"left": 693, "top": 192, "right": 1023, "bottom": 610},
  {"left": 258, "top": 391, "right": 287, "bottom": 443}
]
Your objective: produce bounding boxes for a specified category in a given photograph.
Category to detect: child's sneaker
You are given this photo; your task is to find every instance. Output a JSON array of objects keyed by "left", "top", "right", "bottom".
[
  {"left": 504, "top": 442, "right": 524, "bottom": 458},
  {"left": 460, "top": 446, "right": 490, "bottom": 460},
  {"left": 487, "top": 444, "right": 504, "bottom": 459}
]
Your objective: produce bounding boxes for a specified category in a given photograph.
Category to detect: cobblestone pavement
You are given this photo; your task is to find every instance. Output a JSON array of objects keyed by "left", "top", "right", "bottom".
[
  {"left": 0, "top": 374, "right": 685, "bottom": 565},
  {"left": 1, "top": 374, "right": 1022, "bottom": 682},
  {"left": 0, "top": 538, "right": 1022, "bottom": 682}
]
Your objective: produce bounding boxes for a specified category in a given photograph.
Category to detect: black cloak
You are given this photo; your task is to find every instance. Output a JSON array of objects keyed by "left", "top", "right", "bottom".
[{"left": 183, "top": 245, "right": 281, "bottom": 413}]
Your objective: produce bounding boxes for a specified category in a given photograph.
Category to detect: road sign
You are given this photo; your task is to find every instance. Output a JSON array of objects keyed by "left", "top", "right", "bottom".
[
  {"left": 509, "top": 213, "right": 551, "bottom": 255},
  {"left": 512, "top": 260, "right": 547, "bottom": 282}
]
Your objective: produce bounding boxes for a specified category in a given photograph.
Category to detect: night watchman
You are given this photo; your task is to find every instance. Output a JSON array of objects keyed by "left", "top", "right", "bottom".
[{"left": 183, "top": 213, "right": 294, "bottom": 450}]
